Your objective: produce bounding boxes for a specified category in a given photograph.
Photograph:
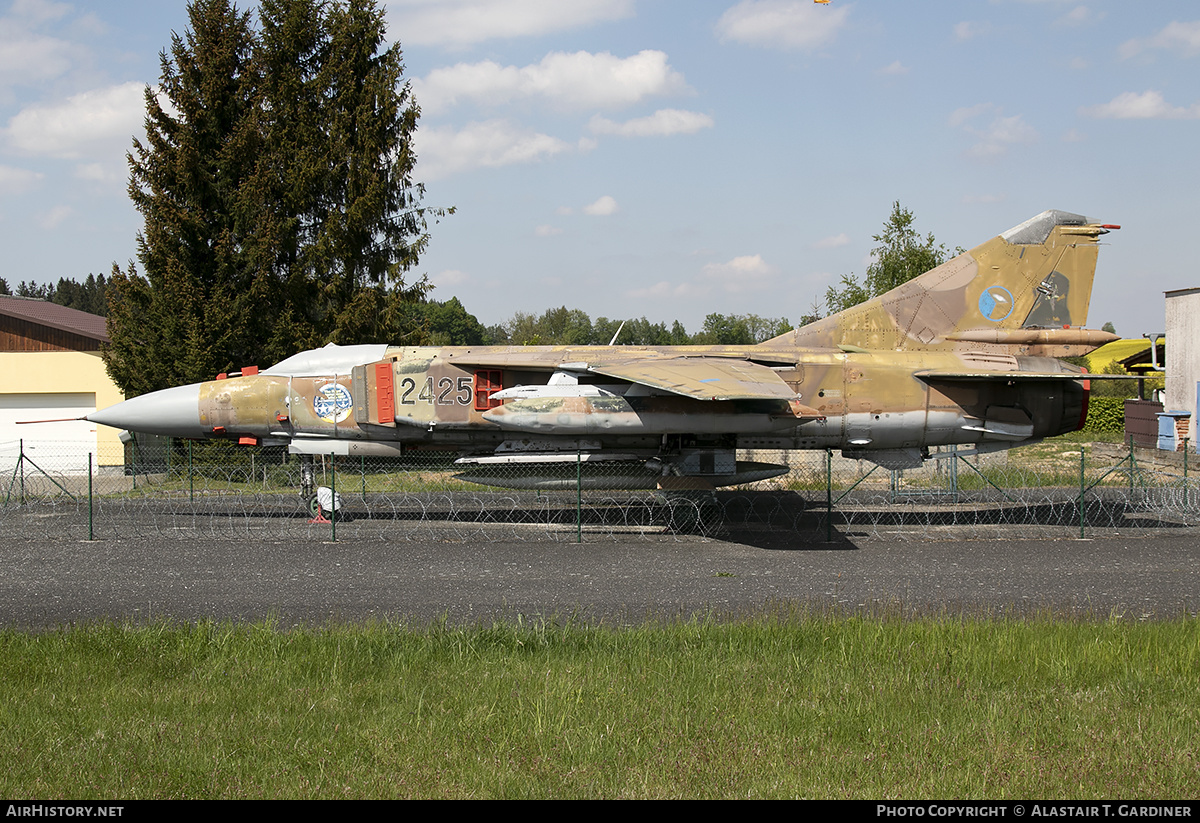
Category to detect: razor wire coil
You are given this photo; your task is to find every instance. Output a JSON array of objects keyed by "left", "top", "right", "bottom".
[{"left": 2, "top": 438, "right": 1198, "bottom": 542}]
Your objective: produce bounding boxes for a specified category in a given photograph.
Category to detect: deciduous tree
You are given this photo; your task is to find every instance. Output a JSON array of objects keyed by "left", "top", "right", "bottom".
[{"left": 821, "top": 201, "right": 957, "bottom": 318}]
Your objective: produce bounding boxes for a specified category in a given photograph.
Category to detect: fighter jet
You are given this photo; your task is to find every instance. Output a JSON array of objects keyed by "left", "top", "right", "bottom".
[{"left": 89, "top": 209, "right": 1120, "bottom": 491}]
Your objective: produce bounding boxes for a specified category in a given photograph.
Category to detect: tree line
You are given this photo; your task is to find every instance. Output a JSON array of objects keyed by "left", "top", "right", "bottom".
[
  {"left": 0, "top": 266, "right": 790, "bottom": 348},
  {"left": 483, "top": 309, "right": 791, "bottom": 347},
  {"left": 0, "top": 274, "right": 110, "bottom": 317}
]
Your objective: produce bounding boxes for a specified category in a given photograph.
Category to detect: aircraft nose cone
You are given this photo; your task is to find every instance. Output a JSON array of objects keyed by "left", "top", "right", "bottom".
[{"left": 88, "top": 383, "right": 204, "bottom": 438}]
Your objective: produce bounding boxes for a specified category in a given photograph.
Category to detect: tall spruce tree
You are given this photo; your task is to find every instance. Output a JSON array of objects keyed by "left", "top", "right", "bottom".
[
  {"left": 254, "top": 0, "right": 432, "bottom": 360},
  {"left": 252, "top": 0, "right": 328, "bottom": 362},
  {"left": 106, "top": 0, "right": 261, "bottom": 396},
  {"left": 105, "top": 0, "right": 438, "bottom": 396}
]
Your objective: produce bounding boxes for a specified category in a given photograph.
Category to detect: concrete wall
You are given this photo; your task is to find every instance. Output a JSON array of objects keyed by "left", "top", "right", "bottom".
[{"left": 1164, "top": 289, "right": 1200, "bottom": 449}]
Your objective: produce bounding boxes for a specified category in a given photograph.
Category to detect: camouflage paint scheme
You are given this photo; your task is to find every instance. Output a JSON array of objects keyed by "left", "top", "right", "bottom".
[{"left": 91, "top": 210, "right": 1120, "bottom": 488}]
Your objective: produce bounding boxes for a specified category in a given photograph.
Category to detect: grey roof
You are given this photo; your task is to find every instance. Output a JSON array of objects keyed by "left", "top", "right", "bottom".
[{"left": 0, "top": 295, "right": 109, "bottom": 343}]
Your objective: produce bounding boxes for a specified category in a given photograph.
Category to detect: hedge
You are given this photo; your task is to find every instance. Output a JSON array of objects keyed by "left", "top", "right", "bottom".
[{"left": 1083, "top": 396, "right": 1125, "bottom": 434}]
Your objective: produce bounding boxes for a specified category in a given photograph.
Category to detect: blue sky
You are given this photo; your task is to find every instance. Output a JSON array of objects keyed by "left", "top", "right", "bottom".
[{"left": 2, "top": 0, "right": 1198, "bottom": 339}]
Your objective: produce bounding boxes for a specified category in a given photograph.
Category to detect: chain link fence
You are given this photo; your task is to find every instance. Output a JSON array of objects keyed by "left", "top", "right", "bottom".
[{"left": 2, "top": 437, "right": 1197, "bottom": 542}]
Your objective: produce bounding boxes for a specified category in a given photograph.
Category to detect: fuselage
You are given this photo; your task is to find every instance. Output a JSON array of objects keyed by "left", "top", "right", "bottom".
[
  {"left": 90, "top": 341, "right": 1088, "bottom": 474},
  {"left": 86, "top": 209, "right": 1114, "bottom": 486}
]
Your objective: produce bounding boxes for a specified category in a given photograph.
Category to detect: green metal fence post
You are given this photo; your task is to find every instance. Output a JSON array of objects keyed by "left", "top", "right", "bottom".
[
  {"left": 826, "top": 448, "right": 833, "bottom": 543},
  {"left": 1128, "top": 435, "right": 1134, "bottom": 496},
  {"left": 88, "top": 452, "right": 93, "bottom": 541},
  {"left": 188, "top": 439, "right": 194, "bottom": 503},
  {"left": 19, "top": 439, "right": 24, "bottom": 506},
  {"left": 1079, "top": 447, "right": 1085, "bottom": 539},
  {"left": 577, "top": 449, "right": 582, "bottom": 544}
]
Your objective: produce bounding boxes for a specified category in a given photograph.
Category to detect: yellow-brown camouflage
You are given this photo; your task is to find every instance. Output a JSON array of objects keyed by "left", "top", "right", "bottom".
[
  {"left": 91, "top": 210, "right": 1117, "bottom": 483},
  {"left": 768, "top": 209, "right": 1118, "bottom": 358}
]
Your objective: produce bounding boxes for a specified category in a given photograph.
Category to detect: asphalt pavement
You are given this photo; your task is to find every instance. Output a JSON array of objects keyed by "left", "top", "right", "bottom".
[{"left": 2, "top": 529, "right": 1197, "bottom": 627}]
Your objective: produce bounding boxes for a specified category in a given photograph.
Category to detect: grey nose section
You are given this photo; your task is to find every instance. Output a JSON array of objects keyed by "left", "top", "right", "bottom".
[{"left": 88, "top": 383, "right": 205, "bottom": 438}]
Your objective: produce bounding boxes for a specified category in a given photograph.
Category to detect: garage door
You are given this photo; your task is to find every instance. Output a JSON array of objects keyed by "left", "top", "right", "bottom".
[{"left": 0, "top": 393, "right": 97, "bottom": 475}]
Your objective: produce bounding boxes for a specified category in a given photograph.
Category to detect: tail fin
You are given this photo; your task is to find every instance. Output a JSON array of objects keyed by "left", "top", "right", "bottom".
[{"left": 770, "top": 210, "right": 1118, "bottom": 354}]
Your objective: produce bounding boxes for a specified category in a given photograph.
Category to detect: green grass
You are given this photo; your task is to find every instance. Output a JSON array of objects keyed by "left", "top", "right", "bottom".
[
  {"left": 1, "top": 614, "right": 1197, "bottom": 799},
  {"left": 1047, "top": 430, "right": 1129, "bottom": 446},
  {"left": 97, "top": 468, "right": 495, "bottom": 499}
]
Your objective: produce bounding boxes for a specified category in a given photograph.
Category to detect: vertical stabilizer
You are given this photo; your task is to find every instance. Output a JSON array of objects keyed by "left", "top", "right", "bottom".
[{"left": 769, "top": 210, "right": 1116, "bottom": 352}]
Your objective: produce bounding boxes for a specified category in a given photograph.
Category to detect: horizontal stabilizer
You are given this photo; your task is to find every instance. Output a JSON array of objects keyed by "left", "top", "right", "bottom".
[{"left": 917, "top": 370, "right": 1131, "bottom": 382}]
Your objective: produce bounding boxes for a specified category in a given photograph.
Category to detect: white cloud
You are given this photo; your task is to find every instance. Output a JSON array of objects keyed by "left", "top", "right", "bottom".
[
  {"left": 0, "top": 164, "right": 42, "bottom": 195},
  {"left": 4, "top": 81, "right": 145, "bottom": 158},
  {"left": 588, "top": 109, "right": 713, "bottom": 137},
  {"left": 1120, "top": 21, "right": 1200, "bottom": 59},
  {"left": 948, "top": 103, "right": 993, "bottom": 128},
  {"left": 583, "top": 195, "right": 618, "bottom": 216},
  {"left": 0, "top": 2, "right": 99, "bottom": 96},
  {"left": 74, "top": 162, "right": 118, "bottom": 181},
  {"left": 702, "top": 254, "right": 777, "bottom": 292},
  {"left": 878, "top": 61, "right": 908, "bottom": 76},
  {"left": 983, "top": 115, "right": 1039, "bottom": 144},
  {"left": 37, "top": 203, "right": 71, "bottom": 230},
  {"left": 0, "top": 31, "right": 74, "bottom": 90},
  {"left": 1080, "top": 90, "right": 1200, "bottom": 120},
  {"left": 715, "top": 0, "right": 849, "bottom": 51},
  {"left": 534, "top": 224, "right": 562, "bottom": 237},
  {"left": 11, "top": 0, "right": 71, "bottom": 26},
  {"left": 968, "top": 115, "right": 1038, "bottom": 159},
  {"left": 1056, "top": 6, "right": 1101, "bottom": 27},
  {"left": 413, "top": 120, "right": 573, "bottom": 179},
  {"left": 386, "top": 0, "right": 634, "bottom": 48},
  {"left": 415, "top": 50, "right": 690, "bottom": 114},
  {"left": 953, "top": 21, "right": 989, "bottom": 41},
  {"left": 949, "top": 104, "right": 1039, "bottom": 159},
  {"left": 813, "top": 233, "right": 850, "bottom": 249},
  {"left": 627, "top": 280, "right": 709, "bottom": 300},
  {"left": 432, "top": 269, "right": 471, "bottom": 287}
]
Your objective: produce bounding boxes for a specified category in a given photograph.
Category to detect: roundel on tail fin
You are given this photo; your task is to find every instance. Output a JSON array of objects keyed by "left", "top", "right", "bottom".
[{"left": 978, "top": 286, "right": 1014, "bottom": 322}]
